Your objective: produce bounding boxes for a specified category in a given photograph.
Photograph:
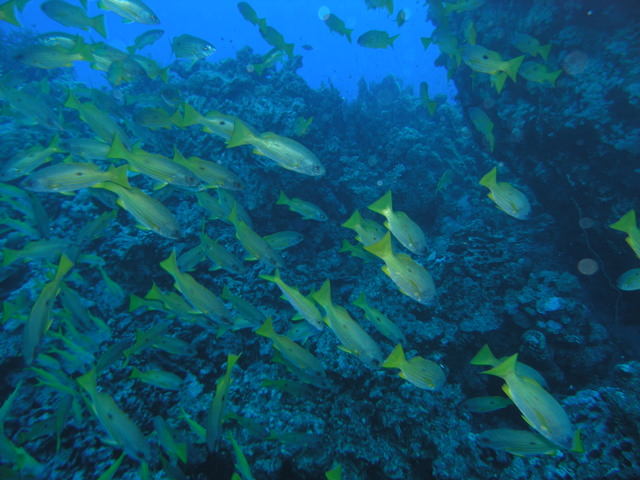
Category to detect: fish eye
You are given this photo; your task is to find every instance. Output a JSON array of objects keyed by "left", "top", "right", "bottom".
[{"left": 482, "top": 54, "right": 489, "bottom": 60}]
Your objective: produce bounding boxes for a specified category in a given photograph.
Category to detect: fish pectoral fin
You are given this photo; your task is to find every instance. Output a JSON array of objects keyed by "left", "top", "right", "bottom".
[
  {"left": 337, "top": 345, "right": 357, "bottom": 355},
  {"left": 501, "top": 383, "right": 514, "bottom": 400},
  {"left": 520, "top": 414, "right": 535, "bottom": 429}
]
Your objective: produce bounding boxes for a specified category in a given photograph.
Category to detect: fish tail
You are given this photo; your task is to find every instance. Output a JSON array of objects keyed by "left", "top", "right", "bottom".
[
  {"left": 1, "top": 248, "right": 20, "bottom": 267},
  {"left": 276, "top": 191, "right": 289, "bottom": 206},
  {"left": 168, "top": 109, "right": 183, "bottom": 128},
  {"left": 181, "top": 102, "right": 203, "bottom": 127},
  {"left": 538, "top": 43, "right": 552, "bottom": 62},
  {"left": 92, "top": 14, "right": 107, "bottom": 39},
  {"left": 491, "top": 72, "right": 507, "bottom": 94},
  {"left": 54, "top": 254, "right": 74, "bottom": 280},
  {"left": 470, "top": 344, "right": 498, "bottom": 366},
  {"left": 255, "top": 317, "right": 276, "bottom": 339},
  {"left": 107, "top": 133, "right": 130, "bottom": 161},
  {"left": 482, "top": 353, "right": 518, "bottom": 378},
  {"left": 346, "top": 29, "right": 353, "bottom": 43},
  {"left": 352, "top": 292, "right": 367, "bottom": 309},
  {"left": 47, "top": 134, "right": 63, "bottom": 153},
  {"left": 105, "top": 164, "right": 129, "bottom": 187},
  {"left": 128, "top": 294, "right": 146, "bottom": 312},
  {"left": 368, "top": 190, "right": 393, "bottom": 217},
  {"left": 364, "top": 231, "right": 393, "bottom": 261},
  {"left": 0, "top": 0, "right": 20, "bottom": 27},
  {"left": 382, "top": 344, "right": 406, "bottom": 369},
  {"left": 311, "top": 280, "right": 331, "bottom": 309},
  {"left": 158, "top": 66, "right": 169, "bottom": 84},
  {"left": 479, "top": 167, "right": 498, "bottom": 188},
  {"left": 610, "top": 210, "right": 636, "bottom": 234},
  {"left": 341, "top": 210, "right": 363, "bottom": 231},
  {"left": 227, "top": 202, "right": 241, "bottom": 228},
  {"left": 388, "top": 34, "right": 400, "bottom": 47},
  {"left": 284, "top": 43, "right": 294, "bottom": 57},
  {"left": 549, "top": 69, "right": 562, "bottom": 87},
  {"left": 339, "top": 240, "right": 353, "bottom": 253},
  {"left": 172, "top": 147, "right": 188, "bottom": 165},
  {"left": 221, "top": 285, "right": 232, "bottom": 301},
  {"left": 259, "top": 268, "right": 281, "bottom": 285},
  {"left": 385, "top": 0, "right": 393, "bottom": 14},
  {"left": 504, "top": 55, "right": 525, "bottom": 82},
  {"left": 226, "top": 353, "right": 241, "bottom": 371},
  {"left": 420, "top": 37, "right": 432, "bottom": 49},
  {"left": 159, "top": 249, "right": 180, "bottom": 278},
  {"left": 76, "top": 367, "right": 98, "bottom": 398},
  {"left": 226, "top": 118, "right": 255, "bottom": 149},
  {"left": 571, "top": 429, "right": 584, "bottom": 453},
  {"left": 63, "top": 89, "right": 81, "bottom": 111}
]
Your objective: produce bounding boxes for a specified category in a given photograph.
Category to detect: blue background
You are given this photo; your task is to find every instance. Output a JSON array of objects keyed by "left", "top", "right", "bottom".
[{"left": 13, "top": 0, "right": 451, "bottom": 100}]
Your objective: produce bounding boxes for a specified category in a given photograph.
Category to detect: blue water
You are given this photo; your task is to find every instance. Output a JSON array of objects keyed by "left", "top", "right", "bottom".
[{"left": 17, "top": 0, "right": 451, "bottom": 99}]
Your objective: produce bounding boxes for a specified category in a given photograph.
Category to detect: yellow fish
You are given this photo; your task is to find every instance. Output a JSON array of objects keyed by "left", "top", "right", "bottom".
[
  {"left": 16, "top": 43, "right": 93, "bottom": 69},
  {"left": 23, "top": 254, "right": 74, "bottom": 364},
  {"left": 368, "top": 191, "right": 427, "bottom": 255},
  {"left": 0, "top": 135, "right": 63, "bottom": 180},
  {"left": 512, "top": 33, "right": 551, "bottom": 61},
  {"left": 479, "top": 166, "right": 531, "bottom": 220},
  {"left": 206, "top": 354, "right": 240, "bottom": 451},
  {"left": 462, "top": 44, "right": 524, "bottom": 82},
  {"left": 312, "top": 280, "right": 383, "bottom": 367},
  {"left": 172, "top": 148, "right": 244, "bottom": 190},
  {"left": 171, "top": 34, "right": 215, "bottom": 68},
  {"left": 130, "top": 367, "right": 183, "bottom": 390},
  {"left": 227, "top": 118, "right": 325, "bottom": 176},
  {"left": 382, "top": 344, "right": 446, "bottom": 390},
  {"left": 160, "top": 249, "right": 229, "bottom": 321},
  {"left": 470, "top": 344, "right": 548, "bottom": 388},
  {"left": 107, "top": 135, "right": 201, "bottom": 190},
  {"left": 256, "top": 317, "right": 326, "bottom": 378},
  {"left": 91, "top": 178, "right": 180, "bottom": 239},
  {"left": 260, "top": 269, "right": 323, "bottom": 330},
  {"left": 276, "top": 191, "right": 327, "bottom": 221},
  {"left": 342, "top": 210, "right": 386, "bottom": 246},
  {"left": 64, "top": 90, "right": 130, "bottom": 145},
  {"left": 22, "top": 163, "right": 128, "bottom": 193},
  {"left": 477, "top": 428, "right": 558, "bottom": 456},
  {"left": 199, "top": 233, "right": 246, "bottom": 275},
  {"left": 97, "top": 0, "right": 159, "bottom": 24},
  {"left": 468, "top": 107, "right": 495, "bottom": 152},
  {"left": 483, "top": 354, "right": 581, "bottom": 451},
  {"left": 357, "top": 30, "right": 399, "bottom": 49},
  {"left": 180, "top": 103, "right": 237, "bottom": 140},
  {"left": 41, "top": 0, "right": 107, "bottom": 38},
  {"left": 364, "top": 232, "right": 436, "bottom": 305},
  {"left": 519, "top": 61, "right": 562, "bottom": 86},
  {"left": 154, "top": 416, "right": 187, "bottom": 464},
  {"left": 228, "top": 203, "right": 283, "bottom": 268},
  {"left": 77, "top": 368, "right": 150, "bottom": 461},
  {"left": 352, "top": 292, "right": 405, "bottom": 345}
]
